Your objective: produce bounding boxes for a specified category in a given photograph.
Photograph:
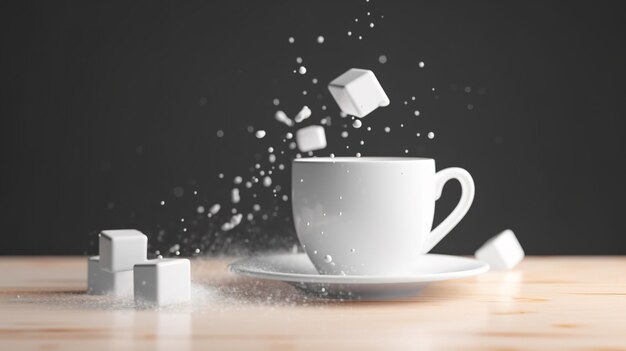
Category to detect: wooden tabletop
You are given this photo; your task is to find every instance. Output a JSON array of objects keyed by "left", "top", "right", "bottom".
[{"left": 0, "top": 256, "right": 624, "bottom": 350}]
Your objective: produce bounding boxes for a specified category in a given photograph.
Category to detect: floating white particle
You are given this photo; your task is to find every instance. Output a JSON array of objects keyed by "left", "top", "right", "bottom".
[
  {"left": 288, "top": 37, "right": 295, "bottom": 43},
  {"left": 384, "top": 126, "right": 391, "bottom": 133},
  {"left": 320, "top": 117, "right": 331, "bottom": 125},
  {"left": 404, "top": 149, "right": 409, "bottom": 154},
  {"left": 302, "top": 90, "right": 307, "bottom": 95},
  {"left": 255, "top": 130, "right": 266, "bottom": 139},
  {"left": 246, "top": 213, "right": 254, "bottom": 221},
  {"left": 416, "top": 132, "right": 421, "bottom": 137},
  {"left": 465, "top": 86, "right": 472, "bottom": 93},
  {"left": 231, "top": 188, "right": 240, "bottom": 204},
  {"left": 356, "top": 152, "right": 361, "bottom": 157},
  {"left": 414, "top": 110, "right": 420, "bottom": 116},
  {"left": 294, "top": 106, "right": 312, "bottom": 123},
  {"left": 289, "top": 142, "right": 297, "bottom": 150},
  {"left": 278, "top": 164, "right": 285, "bottom": 170},
  {"left": 234, "top": 176, "right": 243, "bottom": 184},
  {"left": 286, "top": 132, "right": 293, "bottom": 139},
  {"left": 282, "top": 195, "right": 288, "bottom": 201},
  {"left": 160, "top": 200, "right": 165, "bottom": 206},
  {"left": 196, "top": 206, "right": 205, "bottom": 214},
  {"left": 195, "top": 248, "right": 200, "bottom": 254},
  {"left": 358, "top": 35, "right": 362, "bottom": 40},
  {"left": 253, "top": 204, "right": 261, "bottom": 211},
  {"left": 378, "top": 55, "right": 387, "bottom": 64},
  {"left": 360, "top": 140, "right": 365, "bottom": 145},
  {"left": 263, "top": 176, "right": 272, "bottom": 187},
  {"left": 273, "top": 98, "right": 280, "bottom": 106},
  {"left": 268, "top": 154, "right": 276, "bottom": 163},
  {"left": 366, "top": 126, "right": 371, "bottom": 131},
  {"left": 218, "top": 173, "right": 224, "bottom": 179},
  {"left": 312, "top": 78, "right": 318, "bottom": 84},
  {"left": 370, "top": 22, "right": 374, "bottom": 28},
  {"left": 347, "top": 31, "right": 352, "bottom": 36},
  {"left": 209, "top": 203, "right": 221, "bottom": 215},
  {"left": 317, "top": 35, "right": 325, "bottom": 44},
  {"left": 341, "top": 131, "right": 349, "bottom": 138},
  {"left": 231, "top": 213, "right": 242, "bottom": 226},
  {"left": 216, "top": 129, "right": 224, "bottom": 137},
  {"left": 468, "top": 104, "right": 474, "bottom": 110},
  {"left": 296, "top": 57, "right": 303, "bottom": 64},
  {"left": 298, "top": 66, "right": 307, "bottom": 74},
  {"left": 352, "top": 119, "right": 362, "bottom": 128},
  {"left": 428, "top": 132, "right": 435, "bottom": 139},
  {"left": 419, "top": 61, "right": 425, "bottom": 68}
]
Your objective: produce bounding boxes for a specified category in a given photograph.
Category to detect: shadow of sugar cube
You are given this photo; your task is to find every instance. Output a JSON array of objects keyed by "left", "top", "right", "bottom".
[
  {"left": 328, "top": 68, "right": 389, "bottom": 118},
  {"left": 87, "top": 256, "right": 133, "bottom": 295},
  {"left": 99, "top": 229, "right": 147, "bottom": 272},
  {"left": 134, "top": 259, "right": 191, "bottom": 306}
]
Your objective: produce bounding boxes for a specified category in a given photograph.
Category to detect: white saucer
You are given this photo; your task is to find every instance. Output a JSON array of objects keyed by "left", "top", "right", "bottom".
[{"left": 229, "top": 253, "right": 489, "bottom": 300}]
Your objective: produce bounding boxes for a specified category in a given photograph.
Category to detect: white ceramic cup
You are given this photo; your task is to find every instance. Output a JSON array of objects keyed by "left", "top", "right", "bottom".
[{"left": 291, "top": 157, "right": 475, "bottom": 276}]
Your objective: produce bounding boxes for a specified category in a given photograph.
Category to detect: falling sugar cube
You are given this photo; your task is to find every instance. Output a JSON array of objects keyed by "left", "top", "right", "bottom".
[
  {"left": 328, "top": 68, "right": 389, "bottom": 118},
  {"left": 294, "top": 106, "right": 312, "bottom": 123},
  {"left": 475, "top": 229, "right": 524, "bottom": 270},
  {"left": 134, "top": 259, "right": 191, "bottom": 306},
  {"left": 87, "top": 256, "right": 133, "bottom": 295},
  {"left": 296, "top": 125, "right": 327, "bottom": 152},
  {"left": 99, "top": 229, "right": 147, "bottom": 272}
]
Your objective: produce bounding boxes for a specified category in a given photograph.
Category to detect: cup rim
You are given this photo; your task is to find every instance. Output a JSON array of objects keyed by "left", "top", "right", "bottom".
[{"left": 293, "top": 156, "right": 434, "bottom": 163}]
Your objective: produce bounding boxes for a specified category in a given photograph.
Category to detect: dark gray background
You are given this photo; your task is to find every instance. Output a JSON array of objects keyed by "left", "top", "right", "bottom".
[{"left": 1, "top": 1, "right": 625, "bottom": 255}]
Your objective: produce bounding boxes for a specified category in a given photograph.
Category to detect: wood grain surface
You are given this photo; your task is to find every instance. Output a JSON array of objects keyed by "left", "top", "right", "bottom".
[{"left": 0, "top": 256, "right": 625, "bottom": 350}]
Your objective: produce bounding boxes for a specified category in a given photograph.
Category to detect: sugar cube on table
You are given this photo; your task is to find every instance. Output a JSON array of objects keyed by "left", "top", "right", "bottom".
[
  {"left": 296, "top": 125, "right": 327, "bottom": 152},
  {"left": 134, "top": 259, "right": 191, "bottom": 306},
  {"left": 99, "top": 229, "right": 147, "bottom": 272},
  {"left": 328, "top": 68, "right": 390, "bottom": 118},
  {"left": 87, "top": 256, "right": 133, "bottom": 295},
  {"left": 475, "top": 229, "right": 525, "bottom": 270}
]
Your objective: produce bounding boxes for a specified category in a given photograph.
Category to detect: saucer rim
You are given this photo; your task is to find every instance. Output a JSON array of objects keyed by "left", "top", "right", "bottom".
[{"left": 229, "top": 253, "right": 489, "bottom": 285}]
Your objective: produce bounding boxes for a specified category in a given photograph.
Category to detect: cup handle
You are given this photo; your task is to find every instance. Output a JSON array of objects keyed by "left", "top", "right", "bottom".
[{"left": 422, "top": 167, "right": 475, "bottom": 253}]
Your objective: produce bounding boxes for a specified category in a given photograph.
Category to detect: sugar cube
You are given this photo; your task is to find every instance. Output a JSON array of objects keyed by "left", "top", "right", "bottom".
[
  {"left": 475, "top": 229, "right": 525, "bottom": 270},
  {"left": 293, "top": 106, "right": 312, "bottom": 123},
  {"left": 328, "top": 68, "right": 389, "bottom": 118},
  {"left": 296, "top": 125, "right": 327, "bottom": 152},
  {"left": 87, "top": 256, "right": 133, "bottom": 295},
  {"left": 99, "top": 229, "right": 147, "bottom": 272},
  {"left": 134, "top": 259, "right": 191, "bottom": 306}
]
